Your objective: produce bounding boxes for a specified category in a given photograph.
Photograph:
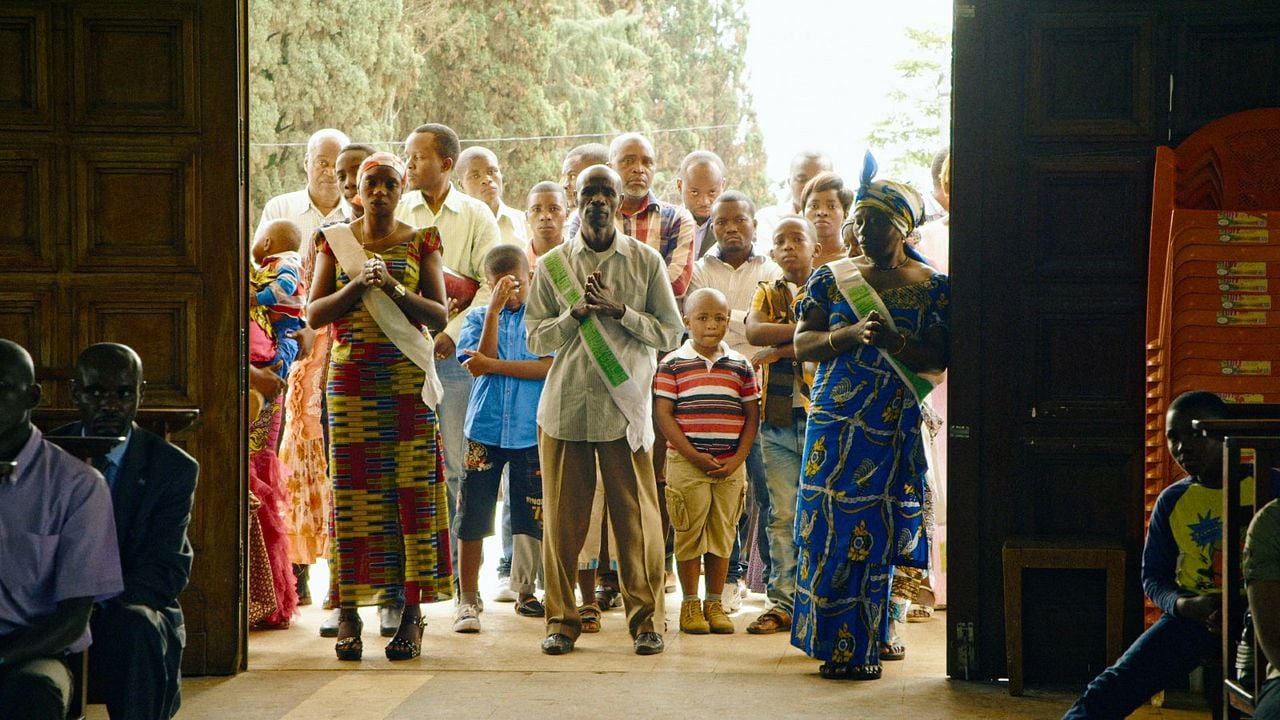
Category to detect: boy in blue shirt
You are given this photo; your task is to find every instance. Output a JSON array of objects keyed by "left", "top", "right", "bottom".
[
  {"left": 452, "top": 245, "right": 552, "bottom": 633},
  {"left": 1064, "top": 390, "right": 1230, "bottom": 719}
]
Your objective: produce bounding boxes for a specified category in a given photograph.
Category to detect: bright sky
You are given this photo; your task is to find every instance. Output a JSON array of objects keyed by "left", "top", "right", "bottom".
[{"left": 744, "top": 0, "right": 953, "bottom": 201}]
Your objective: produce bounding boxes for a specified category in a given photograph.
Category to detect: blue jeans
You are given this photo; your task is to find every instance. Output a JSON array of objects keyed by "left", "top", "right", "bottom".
[
  {"left": 436, "top": 352, "right": 474, "bottom": 567},
  {"left": 760, "top": 414, "right": 804, "bottom": 613},
  {"left": 727, "top": 436, "right": 767, "bottom": 584},
  {"left": 1062, "top": 612, "right": 1219, "bottom": 719}
]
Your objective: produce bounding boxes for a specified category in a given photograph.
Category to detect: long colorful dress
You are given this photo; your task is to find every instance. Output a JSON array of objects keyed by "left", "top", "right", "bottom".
[
  {"left": 790, "top": 265, "right": 950, "bottom": 666},
  {"left": 248, "top": 321, "right": 298, "bottom": 627},
  {"left": 279, "top": 326, "right": 332, "bottom": 565},
  {"left": 320, "top": 227, "right": 453, "bottom": 608}
]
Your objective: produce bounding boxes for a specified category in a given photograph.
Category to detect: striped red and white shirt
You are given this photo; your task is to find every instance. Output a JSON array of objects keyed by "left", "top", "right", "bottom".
[{"left": 654, "top": 341, "right": 760, "bottom": 459}]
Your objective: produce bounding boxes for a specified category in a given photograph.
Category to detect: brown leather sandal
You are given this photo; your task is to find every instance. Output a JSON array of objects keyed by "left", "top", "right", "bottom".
[
  {"left": 746, "top": 608, "right": 792, "bottom": 635},
  {"left": 578, "top": 604, "right": 602, "bottom": 633}
]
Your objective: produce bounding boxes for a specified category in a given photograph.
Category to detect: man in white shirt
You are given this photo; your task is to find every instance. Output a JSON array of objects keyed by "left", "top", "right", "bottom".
[
  {"left": 676, "top": 150, "right": 726, "bottom": 260},
  {"left": 754, "top": 150, "right": 832, "bottom": 257},
  {"left": 254, "top": 128, "right": 351, "bottom": 247},
  {"left": 686, "top": 190, "right": 782, "bottom": 610},
  {"left": 395, "top": 124, "right": 502, "bottom": 594},
  {"left": 457, "top": 146, "right": 528, "bottom": 248}
]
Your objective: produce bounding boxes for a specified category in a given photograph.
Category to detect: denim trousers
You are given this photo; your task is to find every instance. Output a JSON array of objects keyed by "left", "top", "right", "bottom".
[{"left": 759, "top": 413, "right": 805, "bottom": 613}]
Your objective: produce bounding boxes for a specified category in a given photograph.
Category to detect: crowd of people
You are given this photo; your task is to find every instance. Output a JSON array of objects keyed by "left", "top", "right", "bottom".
[
  {"left": 247, "top": 122, "right": 956, "bottom": 674},
  {"left": 4, "top": 115, "right": 1278, "bottom": 720}
]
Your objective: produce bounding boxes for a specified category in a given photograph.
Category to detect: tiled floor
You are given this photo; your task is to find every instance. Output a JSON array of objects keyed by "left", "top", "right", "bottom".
[
  {"left": 87, "top": 556, "right": 1213, "bottom": 719},
  {"left": 89, "top": 588, "right": 1213, "bottom": 719}
]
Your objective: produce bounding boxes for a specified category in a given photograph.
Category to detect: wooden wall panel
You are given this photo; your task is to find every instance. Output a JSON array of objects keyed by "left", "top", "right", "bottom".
[
  {"left": 0, "top": 6, "right": 51, "bottom": 128},
  {"left": 0, "top": 145, "right": 55, "bottom": 268},
  {"left": 0, "top": 0, "right": 244, "bottom": 675},
  {"left": 1025, "top": 157, "right": 1150, "bottom": 282},
  {"left": 1172, "top": 16, "right": 1280, "bottom": 141},
  {"left": 1027, "top": 13, "right": 1155, "bottom": 139},
  {"left": 70, "top": 5, "right": 197, "bottom": 130},
  {"left": 72, "top": 145, "right": 199, "bottom": 270}
]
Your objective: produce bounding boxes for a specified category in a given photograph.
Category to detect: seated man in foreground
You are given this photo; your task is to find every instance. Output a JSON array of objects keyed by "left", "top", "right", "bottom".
[
  {"left": 59, "top": 343, "right": 198, "bottom": 720},
  {"left": 0, "top": 339, "right": 123, "bottom": 720},
  {"left": 1064, "top": 390, "right": 1229, "bottom": 719}
]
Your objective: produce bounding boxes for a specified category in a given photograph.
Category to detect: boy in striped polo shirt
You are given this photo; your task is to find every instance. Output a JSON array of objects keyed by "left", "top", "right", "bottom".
[{"left": 654, "top": 288, "right": 760, "bottom": 635}]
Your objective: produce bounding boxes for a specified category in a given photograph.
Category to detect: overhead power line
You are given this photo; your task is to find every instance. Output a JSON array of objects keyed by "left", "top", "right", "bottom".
[{"left": 248, "top": 123, "right": 739, "bottom": 148}]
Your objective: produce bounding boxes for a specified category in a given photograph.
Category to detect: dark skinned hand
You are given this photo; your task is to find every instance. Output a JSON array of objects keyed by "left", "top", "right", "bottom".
[
  {"left": 857, "top": 310, "right": 901, "bottom": 349},
  {"left": 583, "top": 271, "right": 624, "bottom": 320}
]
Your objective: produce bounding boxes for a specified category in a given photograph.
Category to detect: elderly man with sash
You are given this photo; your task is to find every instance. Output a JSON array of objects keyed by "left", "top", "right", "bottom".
[{"left": 526, "top": 165, "right": 682, "bottom": 657}]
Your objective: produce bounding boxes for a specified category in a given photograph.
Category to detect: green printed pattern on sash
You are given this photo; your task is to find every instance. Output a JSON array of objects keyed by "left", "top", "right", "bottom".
[
  {"left": 543, "top": 251, "right": 629, "bottom": 388},
  {"left": 841, "top": 275, "right": 934, "bottom": 401}
]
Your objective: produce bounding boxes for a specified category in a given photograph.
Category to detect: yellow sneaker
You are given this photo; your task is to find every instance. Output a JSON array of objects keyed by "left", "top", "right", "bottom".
[
  {"left": 704, "top": 600, "right": 735, "bottom": 634},
  {"left": 680, "top": 598, "right": 710, "bottom": 634}
]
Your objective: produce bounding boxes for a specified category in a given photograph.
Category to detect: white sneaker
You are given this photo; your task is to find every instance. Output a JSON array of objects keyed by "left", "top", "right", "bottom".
[
  {"left": 453, "top": 603, "right": 481, "bottom": 633},
  {"left": 723, "top": 582, "right": 743, "bottom": 613},
  {"left": 494, "top": 575, "right": 518, "bottom": 602}
]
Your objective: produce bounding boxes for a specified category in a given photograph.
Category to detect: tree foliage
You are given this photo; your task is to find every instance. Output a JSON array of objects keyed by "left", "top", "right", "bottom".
[
  {"left": 249, "top": 0, "right": 422, "bottom": 216},
  {"left": 249, "top": 0, "right": 767, "bottom": 224},
  {"left": 865, "top": 25, "right": 951, "bottom": 182}
]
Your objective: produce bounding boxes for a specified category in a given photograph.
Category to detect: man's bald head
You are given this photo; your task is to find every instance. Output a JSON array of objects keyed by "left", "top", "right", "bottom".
[
  {"left": 0, "top": 339, "right": 40, "bottom": 441},
  {"left": 576, "top": 164, "right": 623, "bottom": 235},
  {"left": 73, "top": 343, "right": 144, "bottom": 437}
]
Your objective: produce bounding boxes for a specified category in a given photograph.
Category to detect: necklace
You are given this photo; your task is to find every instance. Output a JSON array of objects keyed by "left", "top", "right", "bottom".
[
  {"left": 358, "top": 222, "right": 396, "bottom": 248},
  {"left": 871, "top": 255, "right": 910, "bottom": 271}
]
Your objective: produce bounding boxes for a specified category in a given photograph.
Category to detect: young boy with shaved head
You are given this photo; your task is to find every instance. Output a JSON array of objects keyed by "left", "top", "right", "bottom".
[{"left": 654, "top": 288, "right": 760, "bottom": 635}]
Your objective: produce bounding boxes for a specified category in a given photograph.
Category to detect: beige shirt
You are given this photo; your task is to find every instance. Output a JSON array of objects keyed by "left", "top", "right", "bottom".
[
  {"left": 395, "top": 184, "right": 503, "bottom": 341},
  {"left": 254, "top": 188, "right": 346, "bottom": 253},
  {"left": 495, "top": 201, "right": 529, "bottom": 248},
  {"left": 526, "top": 231, "right": 683, "bottom": 443},
  {"left": 686, "top": 252, "right": 783, "bottom": 360}
]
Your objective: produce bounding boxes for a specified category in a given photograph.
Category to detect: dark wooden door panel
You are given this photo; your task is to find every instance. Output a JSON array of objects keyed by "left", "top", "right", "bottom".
[
  {"left": 951, "top": 0, "right": 1280, "bottom": 682},
  {"left": 0, "top": 0, "right": 243, "bottom": 674}
]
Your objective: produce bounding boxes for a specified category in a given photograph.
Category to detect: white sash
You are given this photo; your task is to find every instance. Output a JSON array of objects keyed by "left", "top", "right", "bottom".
[
  {"left": 828, "top": 257, "right": 940, "bottom": 403},
  {"left": 541, "top": 248, "right": 654, "bottom": 452},
  {"left": 324, "top": 224, "right": 443, "bottom": 409}
]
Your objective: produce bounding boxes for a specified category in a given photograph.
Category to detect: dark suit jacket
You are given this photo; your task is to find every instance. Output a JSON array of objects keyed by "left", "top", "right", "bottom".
[{"left": 55, "top": 422, "right": 198, "bottom": 632}]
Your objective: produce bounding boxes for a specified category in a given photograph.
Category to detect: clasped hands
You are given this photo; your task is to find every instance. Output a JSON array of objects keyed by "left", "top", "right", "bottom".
[
  {"left": 851, "top": 310, "right": 903, "bottom": 350},
  {"left": 570, "top": 271, "right": 625, "bottom": 321},
  {"left": 360, "top": 255, "right": 394, "bottom": 288}
]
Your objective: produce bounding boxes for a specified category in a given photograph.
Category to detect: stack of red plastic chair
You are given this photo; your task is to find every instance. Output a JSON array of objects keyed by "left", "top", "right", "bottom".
[{"left": 1145, "top": 108, "right": 1280, "bottom": 625}]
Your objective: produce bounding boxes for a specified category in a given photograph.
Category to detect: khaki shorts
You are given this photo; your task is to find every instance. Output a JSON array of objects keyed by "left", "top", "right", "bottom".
[{"left": 664, "top": 450, "right": 746, "bottom": 561}]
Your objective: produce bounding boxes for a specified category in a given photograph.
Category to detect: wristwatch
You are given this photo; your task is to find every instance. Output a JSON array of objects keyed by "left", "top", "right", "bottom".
[{"left": 391, "top": 283, "right": 407, "bottom": 299}]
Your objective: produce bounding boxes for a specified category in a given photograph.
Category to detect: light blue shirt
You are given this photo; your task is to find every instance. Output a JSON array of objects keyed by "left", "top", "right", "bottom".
[
  {"left": 84, "top": 427, "right": 131, "bottom": 491},
  {"left": 457, "top": 304, "right": 545, "bottom": 449}
]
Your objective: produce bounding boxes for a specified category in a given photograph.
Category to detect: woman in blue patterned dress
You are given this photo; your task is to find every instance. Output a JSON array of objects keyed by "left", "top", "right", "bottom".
[{"left": 790, "top": 154, "right": 949, "bottom": 680}]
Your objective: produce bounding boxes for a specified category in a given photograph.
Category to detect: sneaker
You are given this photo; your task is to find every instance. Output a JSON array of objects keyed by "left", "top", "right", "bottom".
[
  {"left": 704, "top": 600, "right": 735, "bottom": 634},
  {"left": 723, "top": 583, "right": 743, "bottom": 613},
  {"left": 679, "top": 598, "right": 710, "bottom": 634},
  {"left": 494, "top": 575, "right": 518, "bottom": 603},
  {"left": 319, "top": 608, "right": 341, "bottom": 638},
  {"left": 453, "top": 603, "right": 481, "bottom": 633}
]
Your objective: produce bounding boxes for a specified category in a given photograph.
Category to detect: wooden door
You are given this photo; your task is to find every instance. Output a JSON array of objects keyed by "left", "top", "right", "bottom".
[
  {"left": 0, "top": 1, "right": 245, "bottom": 674},
  {"left": 949, "top": 1, "right": 1280, "bottom": 682}
]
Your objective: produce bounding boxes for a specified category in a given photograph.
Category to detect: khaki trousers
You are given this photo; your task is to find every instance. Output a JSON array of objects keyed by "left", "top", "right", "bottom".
[{"left": 539, "top": 429, "right": 666, "bottom": 640}]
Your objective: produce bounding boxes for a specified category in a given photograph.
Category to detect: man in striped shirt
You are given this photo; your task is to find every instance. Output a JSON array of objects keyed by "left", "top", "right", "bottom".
[{"left": 566, "top": 133, "right": 698, "bottom": 299}]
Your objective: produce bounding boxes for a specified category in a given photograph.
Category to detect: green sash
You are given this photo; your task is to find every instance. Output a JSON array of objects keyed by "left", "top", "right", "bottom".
[
  {"left": 829, "top": 257, "right": 938, "bottom": 403},
  {"left": 325, "top": 224, "right": 443, "bottom": 409},
  {"left": 542, "top": 249, "right": 654, "bottom": 451}
]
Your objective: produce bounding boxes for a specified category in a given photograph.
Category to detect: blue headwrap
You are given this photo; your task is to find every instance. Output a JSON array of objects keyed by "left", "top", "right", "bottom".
[{"left": 855, "top": 151, "right": 927, "bottom": 262}]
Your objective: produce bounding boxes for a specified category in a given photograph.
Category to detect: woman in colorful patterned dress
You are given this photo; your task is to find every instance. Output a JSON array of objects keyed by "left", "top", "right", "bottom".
[
  {"left": 307, "top": 152, "right": 451, "bottom": 661},
  {"left": 790, "top": 153, "right": 949, "bottom": 681}
]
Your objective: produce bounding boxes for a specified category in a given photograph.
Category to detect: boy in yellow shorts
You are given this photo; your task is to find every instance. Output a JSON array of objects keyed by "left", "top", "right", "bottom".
[{"left": 653, "top": 288, "right": 760, "bottom": 634}]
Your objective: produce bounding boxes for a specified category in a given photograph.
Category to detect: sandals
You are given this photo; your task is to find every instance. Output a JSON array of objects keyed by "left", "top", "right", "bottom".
[
  {"left": 907, "top": 605, "right": 935, "bottom": 622},
  {"left": 515, "top": 595, "right": 546, "bottom": 618},
  {"left": 385, "top": 615, "right": 427, "bottom": 661},
  {"left": 880, "top": 636, "right": 907, "bottom": 661},
  {"left": 819, "top": 662, "right": 883, "bottom": 681},
  {"left": 334, "top": 616, "right": 363, "bottom": 661},
  {"left": 746, "top": 608, "right": 792, "bottom": 635},
  {"left": 578, "top": 604, "right": 602, "bottom": 633}
]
